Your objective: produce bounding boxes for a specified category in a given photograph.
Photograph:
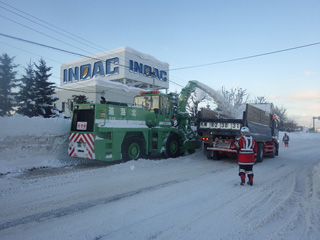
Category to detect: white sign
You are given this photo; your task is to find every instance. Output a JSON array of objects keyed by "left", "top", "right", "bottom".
[
  {"left": 77, "top": 122, "right": 87, "bottom": 131},
  {"left": 61, "top": 47, "right": 169, "bottom": 89}
]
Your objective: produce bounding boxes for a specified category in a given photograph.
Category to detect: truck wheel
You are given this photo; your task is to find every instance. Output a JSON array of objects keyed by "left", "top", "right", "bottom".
[
  {"left": 165, "top": 134, "right": 180, "bottom": 158},
  {"left": 207, "top": 150, "right": 213, "bottom": 159},
  {"left": 213, "top": 151, "right": 222, "bottom": 160},
  {"left": 256, "top": 143, "right": 264, "bottom": 162},
  {"left": 275, "top": 142, "right": 279, "bottom": 156},
  {"left": 270, "top": 142, "right": 276, "bottom": 158},
  {"left": 121, "top": 136, "right": 143, "bottom": 161}
]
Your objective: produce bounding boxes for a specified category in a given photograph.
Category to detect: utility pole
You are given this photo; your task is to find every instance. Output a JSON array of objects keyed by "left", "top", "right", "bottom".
[{"left": 312, "top": 116, "right": 320, "bottom": 132}]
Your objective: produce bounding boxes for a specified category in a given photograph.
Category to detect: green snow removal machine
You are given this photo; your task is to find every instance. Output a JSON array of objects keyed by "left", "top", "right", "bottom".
[{"left": 68, "top": 81, "right": 202, "bottom": 161}]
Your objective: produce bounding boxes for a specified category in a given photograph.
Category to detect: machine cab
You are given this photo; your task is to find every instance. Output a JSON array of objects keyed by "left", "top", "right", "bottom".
[
  {"left": 134, "top": 91, "right": 172, "bottom": 127},
  {"left": 134, "top": 91, "right": 171, "bottom": 117}
]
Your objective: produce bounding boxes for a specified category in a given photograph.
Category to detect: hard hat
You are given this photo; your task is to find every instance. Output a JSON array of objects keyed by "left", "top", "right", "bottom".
[{"left": 240, "top": 127, "right": 250, "bottom": 133}]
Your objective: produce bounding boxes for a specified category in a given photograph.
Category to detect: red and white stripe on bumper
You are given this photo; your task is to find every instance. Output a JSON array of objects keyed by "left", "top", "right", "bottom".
[{"left": 68, "top": 133, "right": 95, "bottom": 159}]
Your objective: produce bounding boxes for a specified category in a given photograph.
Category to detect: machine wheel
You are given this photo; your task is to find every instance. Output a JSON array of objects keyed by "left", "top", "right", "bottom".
[
  {"left": 213, "top": 151, "right": 222, "bottom": 160},
  {"left": 121, "top": 136, "right": 143, "bottom": 161},
  {"left": 165, "top": 134, "right": 180, "bottom": 158},
  {"left": 207, "top": 150, "right": 213, "bottom": 159},
  {"left": 270, "top": 142, "right": 276, "bottom": 158},
  {"left": 256, "top": 143, "right": 264, "bottom": 162},
  {"left": 275, "top": 142, "right": 279, "bottom": 156}
]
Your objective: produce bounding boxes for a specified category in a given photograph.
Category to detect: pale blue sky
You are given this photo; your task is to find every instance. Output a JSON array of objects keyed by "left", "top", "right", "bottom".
[{"left": 1, "top": 0, "right": 319, "bottom": 127}]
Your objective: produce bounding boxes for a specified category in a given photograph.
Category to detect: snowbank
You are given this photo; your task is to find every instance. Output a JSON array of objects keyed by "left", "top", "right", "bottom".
[
  {"left": 0, "top": 114, "right": 70, "bottom": 139},
  {"left": 0, "top": 115, "right": 72, "bottom": 174},
  {"left": 1, "top": 115, "right": 320, "bottom": 176}
]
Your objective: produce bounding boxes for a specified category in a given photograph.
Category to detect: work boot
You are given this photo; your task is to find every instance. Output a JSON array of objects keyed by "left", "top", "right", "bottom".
[
  {"left": 240, "top": 174, "right": 245, "bottom": 185},
  {"left": 247, "top": 175, "right": 253, "bottom": 186}
]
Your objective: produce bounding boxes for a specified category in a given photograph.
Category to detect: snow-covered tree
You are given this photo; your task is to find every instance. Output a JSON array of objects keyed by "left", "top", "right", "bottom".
[
  {"left": 220, "top": 86, "right": 250, "bottom": 108},
  {"left": 0, "top": 53, "right": 18, "bottom": 116},
  {"left": 253, "top": 96, "right": 268, "bottom": 104},
  {"left": 33, "top": 58, "right": 58, "bottom": 118},
  {"left": 186, "top": 89, "right": 206, "bottom": 125},
  {"left": 16, "top": 62, "right": 38, "bottom": 117},
  {"left": 273, "top": 105, "right": 287, "bottom": 131}
]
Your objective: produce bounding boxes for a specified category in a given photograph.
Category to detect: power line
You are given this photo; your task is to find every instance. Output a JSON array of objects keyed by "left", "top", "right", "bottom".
[
  {"left": 0, "top": 33, "right": 124, "bottom": 64},
  {"left": 0, "top": 1, "right": 106, "bottom": 53},
  {"left": 0, "top": 14, "right": 98, "bottom": 57},
  {"left": 0, "top": 2, "right": 174, "bottom": 89},
  {"left": 55, "top": 86, "right": 102, "bottom": 94},
  {"left": 170, "top": 42, "right": 320, "bottom": 71},
  {"left": 0, "top": 40, "right": 63, "bottom": 65},
  {"left": 0, "top": 1, "right": 139, "bottom": 73},
  {"left": 0, "top": 33, "right": 179, "bottom": 89}
]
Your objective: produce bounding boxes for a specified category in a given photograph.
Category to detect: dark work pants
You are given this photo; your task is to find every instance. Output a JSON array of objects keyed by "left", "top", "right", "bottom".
[{"left": 238, "top": 164, "right": 254, "bottom": 181}]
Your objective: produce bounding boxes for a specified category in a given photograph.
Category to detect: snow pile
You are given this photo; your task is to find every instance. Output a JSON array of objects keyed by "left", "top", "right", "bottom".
[
  {"left": 0, "top": 114, "right": 70, "bottom": 139},
  {"left": 0, "top": 115, "right": 72, "bottom": 174},
  {"left": 195, "top": 81, "right": 236, "bottom": 118}
]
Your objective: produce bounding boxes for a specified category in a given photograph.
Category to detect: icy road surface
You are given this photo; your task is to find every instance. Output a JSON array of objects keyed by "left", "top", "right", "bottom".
[{"left": 1, "top": 135, "right": 320, "bottom": 240}]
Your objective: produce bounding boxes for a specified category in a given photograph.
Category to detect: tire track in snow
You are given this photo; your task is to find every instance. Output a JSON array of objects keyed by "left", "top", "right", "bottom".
[
  {"left": 227, "top": 158, "right": 320, "bottom": 240},
  {"left": 0, "top": 180, "right": 179, "bottom": 231}
]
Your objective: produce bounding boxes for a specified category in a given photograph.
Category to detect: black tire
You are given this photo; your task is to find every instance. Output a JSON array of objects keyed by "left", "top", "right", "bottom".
[
  {"left": 270, "top": 142, "right": 276, "bottom": 158},
  {"left": 121, "top": 136, "right": 143, "bottom": 161},
  {"left": 275, "top": 142, "right": 279, "bottom": 156},
  {"left": 256, "top": 143, "right": 264, "bottom": 162},
  {"left": 213, "top": 151, "right": 222, "bottom": 160},
  {"left": 207, "top": 150, "right": 213, "bottom": 159},
  {"left": 165, "top": 134, "right": 180, "bottom": 158}
]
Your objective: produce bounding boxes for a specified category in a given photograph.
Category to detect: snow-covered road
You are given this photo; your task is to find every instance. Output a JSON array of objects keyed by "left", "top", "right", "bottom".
[
  {"left": 1, "top": 116, "right": 320, "bottom": 240},
  {"left": 1, "top": 135, "right": 320, "bottom": 240}
]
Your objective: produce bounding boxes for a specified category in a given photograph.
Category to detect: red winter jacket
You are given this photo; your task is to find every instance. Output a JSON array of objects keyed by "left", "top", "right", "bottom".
[
  {"left": 234, "top": 135, "right": 257, "bottom": 165},
  {"left": 283, "top": 134, "right": 289, "bottom": 143}
]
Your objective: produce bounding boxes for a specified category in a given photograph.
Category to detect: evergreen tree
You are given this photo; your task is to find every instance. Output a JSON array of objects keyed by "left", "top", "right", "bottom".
[
  {"left": 34, "top": 58, "right": 58, "bottom": 118},
  {"left": 72, "top": 95, "right": 89, "bottom": 104},
  {"left": 16, "top": 62, "right": 38, "bottom": 117},
  {"left": 0, "top": 53, "right": 18, "bottom": 116}
]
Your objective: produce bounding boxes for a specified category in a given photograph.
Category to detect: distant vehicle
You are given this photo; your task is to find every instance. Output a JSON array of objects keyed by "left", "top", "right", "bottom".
[
  {"left": 197, "top": 103, "right": 280, "bottom": 162},
  {"left": 68, "top": 81, "right": 202, "bottom": 162}
]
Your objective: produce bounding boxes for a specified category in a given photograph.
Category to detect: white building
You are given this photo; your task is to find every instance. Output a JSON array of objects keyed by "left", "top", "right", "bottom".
[{"left": 54, "top": 46, "right": 169, "bottom": 116}]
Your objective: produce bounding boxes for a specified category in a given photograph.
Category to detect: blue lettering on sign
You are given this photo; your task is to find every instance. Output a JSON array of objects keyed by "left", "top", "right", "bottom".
[
  {"left": 153, "top": 68, "right": 160, "bottom": 79},
  {"left": 144, "top": 65, "right": 152, "bottom": 77},
  {"left": 63, "top": 69, "right": 67, "bottom": 83},
  {"left": 64, "top": 57, "right": 119, "bottom": 82},
  {"left": 160, "top": 70, "right": 167, "bottom": 82},
  {"left": 106, "top": 57, "right": 119, "bottom": 74},
  {"left": 92, "top": 61, "right": 104, "bottom": 77},
  {"left": 63, "top": 57, "right": 167, "bottom": 83},
  {"left": 129, "top": 60, "right": 168, "bottom": 82},
  {"left": 80, "top": 64, "right": 91, "bottom": 80},
  {"left": 68, "top": 67, "right": 79, "bottom": 82},
  {"left": 129, "top": 60, "right": 143, "bottom": 74}
]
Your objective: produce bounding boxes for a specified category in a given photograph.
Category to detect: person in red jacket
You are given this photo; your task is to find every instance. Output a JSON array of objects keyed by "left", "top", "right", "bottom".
[
  {"left": 283, "top": 133, "right": 290, "bottom": 147},
  {"left": 234, "top": 127, "right": 258, "bottom": 186}
]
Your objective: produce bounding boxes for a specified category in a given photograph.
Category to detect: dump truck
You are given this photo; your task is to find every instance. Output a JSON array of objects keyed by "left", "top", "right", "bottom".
[
  {"left": 68, "top": 81, "right": 202, "bottom": 161},
  {"left": 197, "top": 103, "right": 280, "bottom": 162}
]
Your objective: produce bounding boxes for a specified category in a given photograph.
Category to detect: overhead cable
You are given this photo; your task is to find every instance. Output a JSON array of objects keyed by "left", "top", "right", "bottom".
[{"left": 170, "top": 42, "right": 320, "bottom": 71}]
